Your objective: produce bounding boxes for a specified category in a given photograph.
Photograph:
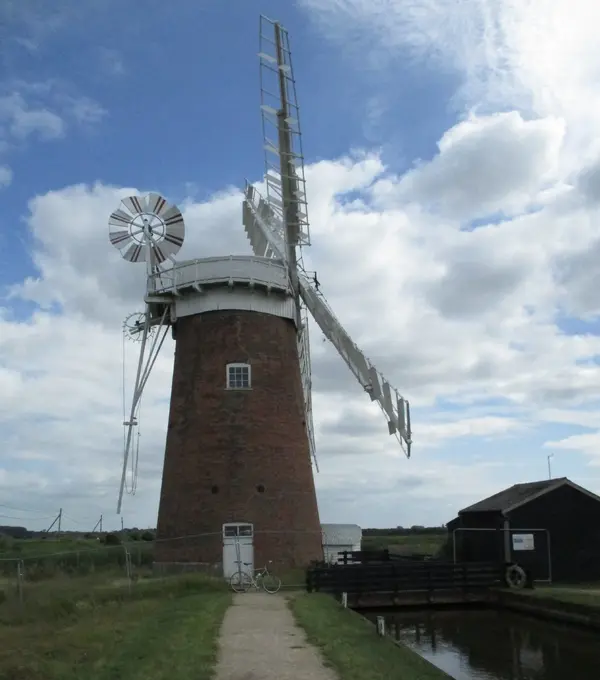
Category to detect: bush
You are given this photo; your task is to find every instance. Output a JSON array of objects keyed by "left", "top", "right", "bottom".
[
  {"left": 104, "top": 533, "right": 121, "bottom": 546},
  {"left": 141, "top": 531, "right": 155, "bottom": 542},
  {"left": 0, "top": 535, "right": 14, "bottom": 551}
]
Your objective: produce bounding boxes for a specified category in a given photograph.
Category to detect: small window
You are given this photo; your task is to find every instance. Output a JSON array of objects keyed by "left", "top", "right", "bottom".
[
  {"left": 222, "top": 523, "right": 254, "bottom": 538},
  {"left": 226, "top": 363, "right": 251, "bottom": 389}
]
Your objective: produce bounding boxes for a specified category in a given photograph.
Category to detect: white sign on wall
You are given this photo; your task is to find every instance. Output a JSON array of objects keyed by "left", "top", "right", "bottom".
[{"left": 512, "top": 533, "right": 535, "bottom": 551}]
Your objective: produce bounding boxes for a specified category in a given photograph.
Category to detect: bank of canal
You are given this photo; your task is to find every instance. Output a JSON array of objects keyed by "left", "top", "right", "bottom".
[{"left": 370, "top": 606, "right": 600, "bottom": 680}]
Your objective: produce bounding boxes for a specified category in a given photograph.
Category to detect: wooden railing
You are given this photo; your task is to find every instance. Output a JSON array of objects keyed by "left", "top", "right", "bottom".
[
  {"left": 306, "top": 559, "right": 503, "bottom": 594},
  {"left": 337, "top": 550, "right": 390, "bottom": 564},
  {"left": 334, "top": 549, "right": 434, "bottom": 565}
]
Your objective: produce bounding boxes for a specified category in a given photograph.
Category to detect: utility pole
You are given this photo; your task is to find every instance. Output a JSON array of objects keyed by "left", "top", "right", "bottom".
[
  {"left": 121, "top": 516, "right": 124, "bottom": 532},
  {"left": 547, "top": 453, "right": 554, "bottom": 480},
  {"left": 46, "top": 508, "right": 62, "bottom": 534},
  {"left": 92, "top": 514, "right": 103, "bottom": 533}
]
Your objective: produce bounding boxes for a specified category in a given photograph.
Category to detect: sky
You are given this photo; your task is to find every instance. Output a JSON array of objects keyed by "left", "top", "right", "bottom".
[{"left": 2, "top": 0, "right": 600, "bottom": 533}]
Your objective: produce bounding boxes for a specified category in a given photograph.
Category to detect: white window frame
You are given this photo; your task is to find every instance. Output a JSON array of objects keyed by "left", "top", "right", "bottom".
[{"left": 226, "top": 362, "right": 252, "bottom": 390}]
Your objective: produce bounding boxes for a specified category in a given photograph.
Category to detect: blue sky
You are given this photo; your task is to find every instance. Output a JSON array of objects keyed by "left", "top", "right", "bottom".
[
  {"left": 2, "top": 0, "right": 600, "bottom": 531},
  {"left": 1, "top": 1, "right": 457, "bottom": 288}
]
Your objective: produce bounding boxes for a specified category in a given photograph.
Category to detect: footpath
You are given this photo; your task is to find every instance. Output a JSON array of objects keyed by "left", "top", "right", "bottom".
[{"left": 214, "top": 591, "right": 338, "bottom": 680}]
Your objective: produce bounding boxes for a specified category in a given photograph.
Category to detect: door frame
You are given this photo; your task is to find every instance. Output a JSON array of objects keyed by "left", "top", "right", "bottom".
[{"left": 222, "top": 522, "right": 254, "bottom": 578}]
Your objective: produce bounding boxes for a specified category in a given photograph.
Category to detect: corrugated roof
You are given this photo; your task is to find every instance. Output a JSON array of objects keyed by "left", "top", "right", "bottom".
[
  {"left": 459, "top": 478, "right": 568, "bottom": 514},
  {"left": 321, "top": 523, "right": 362, "bottom": 545}
]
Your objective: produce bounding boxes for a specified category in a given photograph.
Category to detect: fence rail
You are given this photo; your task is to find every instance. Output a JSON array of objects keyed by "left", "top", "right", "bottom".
[
  {"left": 307, "top": 560, "right": 503, "bottom": 594},
  {"left": 336, "top": 549, "right": 434, "bottom": 565},
  {"left": 337, "top": 550, "right": 390, "bottom": 564}
]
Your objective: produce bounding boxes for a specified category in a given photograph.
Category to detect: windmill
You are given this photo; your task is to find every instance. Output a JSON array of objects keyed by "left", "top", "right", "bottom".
[{"left": 109, "top": 15, "right": 412, "bottom": 572}]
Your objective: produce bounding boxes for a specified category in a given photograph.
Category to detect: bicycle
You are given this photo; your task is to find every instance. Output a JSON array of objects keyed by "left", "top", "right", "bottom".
[{"left": 229, "top": 560, "right": 282, "bottom": 593}]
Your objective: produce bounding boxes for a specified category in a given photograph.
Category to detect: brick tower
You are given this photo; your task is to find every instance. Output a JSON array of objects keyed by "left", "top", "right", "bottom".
[
  {"left": 109, "top": 16, "right": 412, "bottom": 578},
  {"left": 152, "top": 256, "right": 323, "bottom": 569}
]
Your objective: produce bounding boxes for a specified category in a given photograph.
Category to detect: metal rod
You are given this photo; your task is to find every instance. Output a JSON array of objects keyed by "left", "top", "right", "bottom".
[
  {"left": 137, "top": 322, "right": 169, "bottom": 397},
  {"left": 117, "top": 306, "right": 170, "bottom": 513},
  {"left": 117, "top": 310, "right": 151, "bottom": 514}
]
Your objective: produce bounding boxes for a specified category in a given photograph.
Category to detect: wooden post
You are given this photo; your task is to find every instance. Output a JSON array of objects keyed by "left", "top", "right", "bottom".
[
  {"left": 341, "top": 592, "right": 348, "bottom": 608},
  {"left": 16, "top": 560, "right": 24, "bottom": 607},
  {"left": 427, "top": 564, "right": 432, "bottom": 603},
  {"left": 376, "top": 616, "right": 385, "bottom": 636}
]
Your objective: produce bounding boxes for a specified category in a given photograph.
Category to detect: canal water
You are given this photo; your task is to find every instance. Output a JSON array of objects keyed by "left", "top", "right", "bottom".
[{"left": 367, "top": 607, "right": 600, "bottom": 679}]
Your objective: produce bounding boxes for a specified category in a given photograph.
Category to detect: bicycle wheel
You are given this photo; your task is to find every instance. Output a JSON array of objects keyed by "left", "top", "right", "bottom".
[
  {"left": 262, "top": 572, "right": 282, "bottom": 594},
  {"left": 230, "top": 570, "right": 253, "bottom": 593}
]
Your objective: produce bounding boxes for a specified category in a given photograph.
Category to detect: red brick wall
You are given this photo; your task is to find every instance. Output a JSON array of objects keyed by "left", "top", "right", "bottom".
[{"left": 154, "top": 309, "right": 323, "bottom": 570}]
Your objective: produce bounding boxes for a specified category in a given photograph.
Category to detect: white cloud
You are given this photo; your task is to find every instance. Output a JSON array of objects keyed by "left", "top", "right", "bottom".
[
  {"left": 418, "top": 417, "right": 528, "bottom": 446},
  {"left": 301, "top": 2, "right": 599, "bottom": 104},
  {"left": 0, "top": 165, "right": 12, "bottom": 188},
  {"left": 98, "top": 47, "right": 126, "bottom": 76},
  {"left": 4, "top": 1, "right": 600, "bottom": 529},
  {"left": 538, "top": 408, "right": 600, "bottom": 430},
  {"left": 0, "top": 1, "right": 93, "bottom": 53},
  {"left": 300, "top": 0, "right": 600, "bottom": 165},
  {"left": 64, "top": 95, "right": 108, "bottom": 126},
  {"left": 3, "top": 139, "right": 600, "bottom": 529},
  {"left": 544, "top": 433, "right": 600, "bottom": 464},
  {"left": 0, "top": 81, "right": 107, "bottom": 185},
  {"left": 373, "top": 111, "right": 565, "bottom": 221},
  {"left": 0, "top": 92, "right": 65, "bottom": 140}
]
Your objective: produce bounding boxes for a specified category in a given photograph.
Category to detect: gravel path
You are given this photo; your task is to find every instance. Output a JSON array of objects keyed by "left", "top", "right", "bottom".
[{"left": 214, "top": 592, "right": 338, "bottom": 680}]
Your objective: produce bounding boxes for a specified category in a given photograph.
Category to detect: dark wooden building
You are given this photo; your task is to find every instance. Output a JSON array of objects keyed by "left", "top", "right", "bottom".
[{"left": 447, "top": 477, "right": 600, "bottom": 583}]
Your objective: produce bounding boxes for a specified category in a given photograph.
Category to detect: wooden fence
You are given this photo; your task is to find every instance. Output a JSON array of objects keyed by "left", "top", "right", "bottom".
[
  {"left": 336, "top": 550, "right": 434, "bottom": 565},
  {"left": 337, "top": 550, "right": 390, "bottom": 564},
  {"left": 306, "top": 559, "right": 503, "bottom": 595}
]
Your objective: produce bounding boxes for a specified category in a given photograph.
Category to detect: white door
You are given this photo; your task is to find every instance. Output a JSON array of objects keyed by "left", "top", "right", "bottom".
[{"left": 222, "top": 523, "right": 254, "bottom": 578}]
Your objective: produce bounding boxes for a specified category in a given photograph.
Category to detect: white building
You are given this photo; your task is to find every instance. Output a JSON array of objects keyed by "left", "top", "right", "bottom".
[{"left": 321, "top": 523, "right": 362, "bottom": 563}]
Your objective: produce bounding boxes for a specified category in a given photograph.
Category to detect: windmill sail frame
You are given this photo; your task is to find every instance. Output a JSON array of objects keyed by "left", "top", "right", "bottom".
[
  {"left": 244, "top": 16, "right": 413, "bottom": 459},
  {"left": 259, "top": 16, "right": 311, "bottom": 251}
]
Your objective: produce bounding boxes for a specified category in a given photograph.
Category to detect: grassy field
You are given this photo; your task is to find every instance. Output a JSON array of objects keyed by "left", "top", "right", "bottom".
[
  {"left": 0, "top": 536, "right": 153, "bottom": 579},
  {"left": 290, "top": 593, "right": 452, "bottom": 680},
  {"left": 1, "top": 533, "right": 450, "bottom": 565},
  {"left": 0, "top": 537, "right": 101, "bottom": 553},
  {"left": 0, "top": 573, "right": 230, "bottom": 679},
  {"left": 522, "top": 584, "right": 600, "bottom": 609},
  {"left": 361, "top": 533, "right": 448, "bottom": 556}
]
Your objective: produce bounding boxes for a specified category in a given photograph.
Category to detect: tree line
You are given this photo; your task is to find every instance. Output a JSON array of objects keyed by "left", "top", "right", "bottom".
[{"left": 362, "top": 526, "right": 446, "bottom": 536}]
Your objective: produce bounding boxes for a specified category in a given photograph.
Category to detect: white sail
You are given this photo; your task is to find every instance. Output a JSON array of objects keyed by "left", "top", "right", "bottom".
[{"left": 298, "top": 273, "right": 412, "bottom": 456}]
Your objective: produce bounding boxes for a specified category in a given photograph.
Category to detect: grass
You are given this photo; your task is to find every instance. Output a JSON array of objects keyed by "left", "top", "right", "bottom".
[
  {"left": 521, "top": 583, "right": 600, "bottom": 609},
  {"left": 0, "top": 537, "right": 154, "bottom": 579},
  {"left": 0, "top": 537, "right": 99, "bottom": 553},
  {"left": 361, "top": 534, "right": 447, "bottom": 556},
  {"left": 0, "top": 572, "right": 231, "bottom": 680},
  {"left": 289, "top": 593, "right": 452, "bottom": 680},
  {"left": 276, "top": 566, "right": 307, "bottom": 588}
]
